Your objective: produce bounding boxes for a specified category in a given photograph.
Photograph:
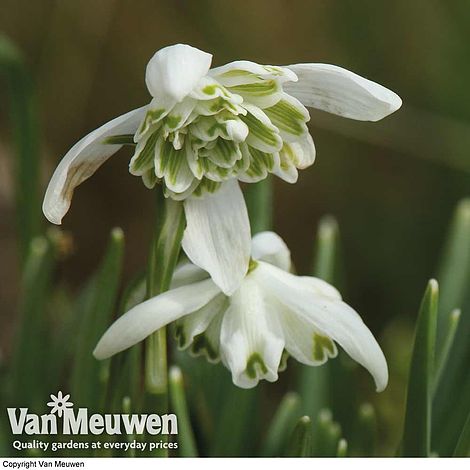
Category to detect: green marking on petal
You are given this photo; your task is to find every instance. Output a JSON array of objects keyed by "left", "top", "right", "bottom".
[
  {"left": 130, "top": 130, "right": 159, "bottom": 174},
  {"left": 174, "top": 324, "right": 187, "bottom": 348},
  {"left": 103, "top": 134, "right": 136, "bottom": 145},
  {"left": 203, "top": 84, "right": 217, "bottom": 95},
  {"left": 166, "top": 115, "right": 182, "bottom": 130},
  {"left": 265, "top": 99, "right": 307, "bottom": 137},
  {"left": 230, "top": 80, "right": 279, "bottom": 97},
  {"left": 191, "top": 332, "right": 219, "bottom": 361},
  {"left": 247, "top": 258, "right": 258, "bottom": 274},
  {"left": 193, "top": 178, "right": 222, "bottom": 197},
  {"left": 246, "top": 352, "right": 268, "bottom": 379},
  {"left": 312, "top": 333, "right": 335, "bottom": 362},
  {"left": 241, "top": 111, "right": 280, "bottom": 149},
  {"left": 139, "top": 108, "right": 166, "bottom": 135}
]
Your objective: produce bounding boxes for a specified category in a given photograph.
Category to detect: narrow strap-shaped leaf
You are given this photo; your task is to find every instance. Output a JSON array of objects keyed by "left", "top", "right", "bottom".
[
  {"left": 337, "top": 438, "right": 348, "bottom": 457},
  {"left": 433, "top": 308, "right": 461, "bottom": 393},
  {"left": 169, "top": 366, "right": 198, "bottom": 457},
  {"left": 433, "top": 199, "right": 470, "bottom": 455},
  {"left": 299, "top": 216, "right": 340, "bottom": 418},
  {"left": 10, "top": 236, "right": 54, "bottom": 408},
  {"left": 244, "top": 176, "right": 273, "bottom": 234},
  {"left": 402, "top": 279, "right": 438, "bottom": 457},
  {"left": 71, "top": 228, "right": 124, "bottom": 409},
  {"left": 351, "top": 403, "right": 377, "bottom": 456},
  {"left": 261, "top": 392, "right": 301, "bottom": 456},
  {"left": 436, "top": 199, "right": 470, "bottom": 354},
  {"left": 0, "top": 35, "right": 41, "bottom": 263},
  {"left": 312, "top": 409, "right": 342, "bottom": 457},
  {"left": 454, "top": 412, "right": 470, "bottom": 457},
  {"left": 286, "top": 416, "right": 312, "bottom": 457}
]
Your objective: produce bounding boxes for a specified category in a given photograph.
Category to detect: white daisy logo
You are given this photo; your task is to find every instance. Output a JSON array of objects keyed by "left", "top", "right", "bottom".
[{"left": 46, "top": 391, "right": 73, "bottom": 417}]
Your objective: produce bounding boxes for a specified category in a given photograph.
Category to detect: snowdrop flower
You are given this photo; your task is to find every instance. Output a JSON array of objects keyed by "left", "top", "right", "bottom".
[
  {"left": 94, "top": 231, "right": 388, "bottom": 391},
  {"left": 43, "top": 43, "right": 401, "bottom": 295}
]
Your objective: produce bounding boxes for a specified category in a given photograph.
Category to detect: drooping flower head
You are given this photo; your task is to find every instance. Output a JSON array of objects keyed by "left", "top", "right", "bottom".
[
  {"left": 43, "top": 44, "right": 401, "bottom": 295},
  {"left": 94, "top": 232, "right": 388, "bottom": 391}
]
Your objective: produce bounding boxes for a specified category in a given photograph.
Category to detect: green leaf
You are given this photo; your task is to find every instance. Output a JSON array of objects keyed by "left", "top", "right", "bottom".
[
  {"left": 454, "top": 412, "right": 470, "bottom": 457},
  {"left": 312, "top": 409, "right": 342, "bottom": 457},
  {"left": 433, "top": 199, "right": 470, "bottom": 455},
  {"left": 402, "top": 279, "right": 438, "bottom": 457},
  {"left": 71, "top": 228, "right": 124, "bottom": 409},
  {"left": 9, "top": 236, "right": 55, "bottom": 408},
  {"left": 0, "top": 35, "right": 41, "bottom": 263},
  {"left": 286, "top": 416, "right": 312, "bottom": 457},
  {"left": 351, "top": 403, "right": 377, "bottom": 456},
  {"left": 435, "top": 199, "right": 470, "bottom": 357},
  {"left": 168, "top": 366, "right": 198, "bottom": 457},
  {"left": 261, "top": 392, "right": 301, "bottom": 456},
  {"left": 244, "top": 176, "right": 273, "bottom": 234},
  {"left": 433, "top": 308, "right": 461, "bottom": 393},
  {"left": 298, "top": 216, "right": 340, "bottom": 419},
  {"left": 337, "top": 439, "right": 348, "bottom": 457}
]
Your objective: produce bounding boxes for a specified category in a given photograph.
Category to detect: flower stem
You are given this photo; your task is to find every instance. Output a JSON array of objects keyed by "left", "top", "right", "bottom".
[{"left": 144, "top": 188, "right": 185, "bottom": 455}]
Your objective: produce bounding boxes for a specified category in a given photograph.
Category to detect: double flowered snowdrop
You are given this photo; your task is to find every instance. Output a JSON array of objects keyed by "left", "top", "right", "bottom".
[
  {"left": 94, "top": 232, "right": 388, "bottom": 391},
  {"left": 43, "top": 43, "right": 401, "bottom": 295}
]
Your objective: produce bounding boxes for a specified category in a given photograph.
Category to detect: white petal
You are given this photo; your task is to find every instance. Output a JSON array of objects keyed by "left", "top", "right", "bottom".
[
  {"left": 297, "top": 133, "right": 316, "bottom": 168},
  {"left": 251, "top": 231, "right": 291, "bottom": 271},
  {"left": 93, "top": 278, "right": 220, "bottom": 359},
  {"left": 182, "top": 180, "right": 251, "bottom": 295},
  {"left": 145, "top": 44, "right": 212, "bottom": 104},
  {"left": 170, "top": 262, "right": 209, "bottom": 289},
  {"left": 219, "top": 276, "right": 285, "bottom": 388},
  {"left": 43, "top": 106, "right": 147, "bottom": 225},
  {"left": 257, "top": 262, "right": 388, "bottom": 391},
  {"left": 284, "top": 63, "right": 402, "bottom": 122}
]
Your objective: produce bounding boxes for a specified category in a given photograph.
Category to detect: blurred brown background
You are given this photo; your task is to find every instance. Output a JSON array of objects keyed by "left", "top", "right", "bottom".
[{"left": 1, "top": 0, "right": 469, "bottom": 357}]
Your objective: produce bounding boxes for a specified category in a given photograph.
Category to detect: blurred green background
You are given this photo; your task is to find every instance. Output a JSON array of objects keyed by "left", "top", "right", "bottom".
[{"left": 1, "top": 0, "right": 469, "bottom": 456}]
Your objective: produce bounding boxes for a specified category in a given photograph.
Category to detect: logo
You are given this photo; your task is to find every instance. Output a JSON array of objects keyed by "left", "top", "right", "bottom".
[{"left": 7, "top": 391, "right": 178, "bottom": 436}]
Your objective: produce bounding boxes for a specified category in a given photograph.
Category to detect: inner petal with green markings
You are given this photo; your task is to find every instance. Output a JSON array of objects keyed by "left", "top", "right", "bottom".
[{"left": 110, "top": 61, "right": 314, "bottom": 200}]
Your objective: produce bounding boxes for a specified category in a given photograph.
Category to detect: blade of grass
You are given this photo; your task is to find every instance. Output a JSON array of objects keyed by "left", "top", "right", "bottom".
[
  {"left": 261, "top": 392, "right": 301, "bottom": 456},
  {"left": 286, "top": 416, "right": 312, "bottom": 457},
  {"left": 169, "top": 366, "right": 198, "bottom": 457},
  {"left": 402, "top": 280, "right": 438, "bottom": 457},
  {"left": 0, "top": 35, "right": 41, "bottom": 263},
  {"left": 71, "top": 228, "right": 124, "bottom": 409}
]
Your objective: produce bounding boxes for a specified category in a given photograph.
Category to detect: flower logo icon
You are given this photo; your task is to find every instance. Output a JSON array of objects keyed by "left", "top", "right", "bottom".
[{"left": 47, "top": 391, "right": 73, "bottom": 417}]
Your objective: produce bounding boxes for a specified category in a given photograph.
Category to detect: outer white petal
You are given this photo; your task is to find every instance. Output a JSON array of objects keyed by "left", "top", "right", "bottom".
[
  {"left": 93, "top": 278, "right": 220, "bottom": 359},
  {"left": 145, "top": 44, "right": 212, "bottom": 104},
  {"left": 251, "top": 231, "right": 291, "bottom": 271},
  {"left": 284, "top": 63, "right": 402, "bottom": 122},
  {"left": 219, "top": 276, "right": 285, "bottom": 388},
  {"left": 257, "top": 262, "right": 388, "bottom": 391},
  {"left": 43, "top": 106, "right": 147, "bottom": 225},
  {"left": 182, "top": 179, "right": 251, "bottom": 295}
]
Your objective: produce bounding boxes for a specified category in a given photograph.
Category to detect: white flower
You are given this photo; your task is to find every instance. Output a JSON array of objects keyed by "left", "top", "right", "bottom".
[
  {"left": 93, "top": 231, "right": 388, "bottom": 392},
  {"left": 42, "top": 43, "right": 401, "bottom": 295},
  {"left": 46, "top": 391, "right": 73, "bottom": 417}
]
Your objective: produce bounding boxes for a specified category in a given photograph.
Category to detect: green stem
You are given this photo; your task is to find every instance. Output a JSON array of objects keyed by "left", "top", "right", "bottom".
[{"left": 144, "top": 189, "right": 185, "bottom": 456}]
